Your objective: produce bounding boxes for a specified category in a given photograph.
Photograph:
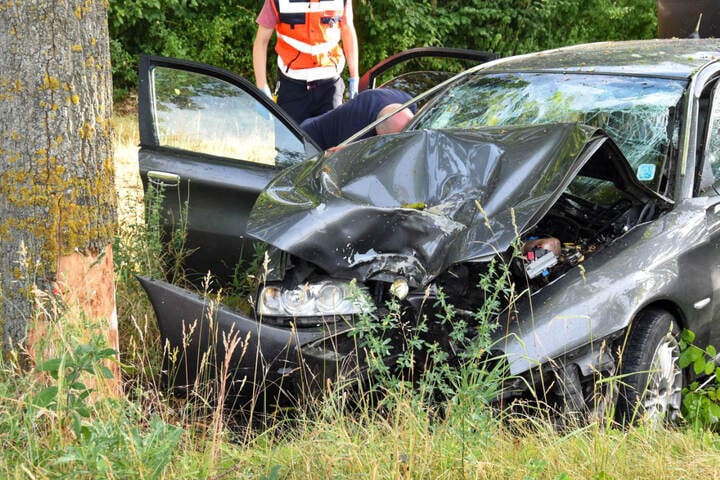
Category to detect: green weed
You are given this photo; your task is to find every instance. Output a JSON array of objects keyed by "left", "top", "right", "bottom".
[
  {"left": 33, "top": 339, "right": 117, "bottom": 438},
  {"left": 680, "top": 328, "right": 720, "bottom": 430}
]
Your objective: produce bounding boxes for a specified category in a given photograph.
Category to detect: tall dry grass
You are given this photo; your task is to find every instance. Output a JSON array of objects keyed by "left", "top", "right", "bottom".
[{"left": 112, "top": 112, "right": 143, "bottom": 225}]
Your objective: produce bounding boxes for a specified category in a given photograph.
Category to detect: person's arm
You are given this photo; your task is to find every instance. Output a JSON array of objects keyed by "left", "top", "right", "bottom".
[
  {"left": 340, "top": 0, "right": 359, "bottom": 80},
  {"left": 253, "top": 25, "right": 275, "bottom": 95}
]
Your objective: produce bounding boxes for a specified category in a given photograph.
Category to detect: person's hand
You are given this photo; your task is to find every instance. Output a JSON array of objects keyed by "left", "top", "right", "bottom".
[
  {"left": 260, "top": 85, "right": 272, "bottom": 99},
  {"left": 523, "top": 237, "right": 561, "bottom": 257},
  {"left": 348, "top": 77, "right": 359, "bottom": 99}
]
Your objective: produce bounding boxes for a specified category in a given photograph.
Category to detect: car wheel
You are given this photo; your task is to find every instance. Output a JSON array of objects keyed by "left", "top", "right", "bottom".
[{"left": 615, "top": 309, "right": 683, "bottom": 424}]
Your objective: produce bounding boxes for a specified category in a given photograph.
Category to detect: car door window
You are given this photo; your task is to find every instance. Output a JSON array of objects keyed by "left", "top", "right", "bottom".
[{"left": 151, "top": 66, "right": 307, "bottom": 167}]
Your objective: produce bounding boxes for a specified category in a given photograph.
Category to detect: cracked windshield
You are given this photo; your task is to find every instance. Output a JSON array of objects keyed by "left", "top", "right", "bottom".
[{"left": 415, "top": 73, "right": 686, "bottom": 193}]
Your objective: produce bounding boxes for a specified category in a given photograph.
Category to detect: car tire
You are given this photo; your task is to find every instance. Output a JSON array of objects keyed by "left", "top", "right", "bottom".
[{"left": 615, "top": 309, "right": 683, "bottom": 425}]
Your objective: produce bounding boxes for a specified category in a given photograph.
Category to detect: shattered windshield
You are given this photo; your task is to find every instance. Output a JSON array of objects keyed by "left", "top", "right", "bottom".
[{"left": 414, "top": 73, "right": 686, "bottom": 192}]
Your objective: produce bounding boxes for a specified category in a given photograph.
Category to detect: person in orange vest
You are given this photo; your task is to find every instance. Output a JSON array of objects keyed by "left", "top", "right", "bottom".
[{"left": 253, "top": 0, "right": 359, "bottom": 124}]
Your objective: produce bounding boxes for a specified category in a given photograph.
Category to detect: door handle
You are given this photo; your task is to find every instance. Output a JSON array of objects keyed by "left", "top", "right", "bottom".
[{"left": 147, "top": 170, "right": 180, "bottom": 187}]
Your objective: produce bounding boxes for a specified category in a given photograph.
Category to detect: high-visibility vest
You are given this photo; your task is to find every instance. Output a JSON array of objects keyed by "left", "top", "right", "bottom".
[{"left": 272, "top": 0, "right": 347, "bottom": 81}]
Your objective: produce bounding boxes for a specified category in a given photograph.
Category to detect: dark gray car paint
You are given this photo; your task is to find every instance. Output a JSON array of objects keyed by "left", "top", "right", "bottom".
[
  {"left": 138, "top": 40, "right": 720, "bottom": 407},
  {"left": 137, "top": 54, "right": 319, "bottom": 281},
  {"left": 504, "top": 195, "right": 720, "bottom": 374},
  {"left": 139, "top": 148, "right": 284, "bottom": 277},
  {"left": 245, "top": 122, "right": 720, "bottom": 379},
  {"left": 136, "top": 274, "right": 330, "bottom": 404},
  {"left": 138, "top": 124, "right": 715, "bottom": 386}
]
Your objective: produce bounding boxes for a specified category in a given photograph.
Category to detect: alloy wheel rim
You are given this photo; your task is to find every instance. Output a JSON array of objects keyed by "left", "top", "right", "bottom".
[{"left": 643, "top": 333, "right": 682, "bottom": 422}]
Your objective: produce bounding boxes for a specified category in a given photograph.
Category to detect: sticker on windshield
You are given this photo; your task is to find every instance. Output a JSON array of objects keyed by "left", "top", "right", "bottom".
[{"left": 636, "top": 163, "right": 656, "bottom": 182}]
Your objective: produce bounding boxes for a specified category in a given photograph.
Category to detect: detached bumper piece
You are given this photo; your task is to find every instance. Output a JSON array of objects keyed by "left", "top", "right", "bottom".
[{"left": 136, "top": 276, "right": 360, "bottom": 410}]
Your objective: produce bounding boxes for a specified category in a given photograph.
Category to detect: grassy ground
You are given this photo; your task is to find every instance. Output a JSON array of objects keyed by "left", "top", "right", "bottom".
[{"left": 1, "top": 112, "right": 719, "bottom": 478}]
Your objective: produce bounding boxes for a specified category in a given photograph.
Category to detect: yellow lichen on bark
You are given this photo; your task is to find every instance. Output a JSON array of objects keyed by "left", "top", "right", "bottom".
[
  {"left": 79, "top": 121, "right": 96, "bottom": 139},
  {"left": 74, "top": 5, "right": 89, "bottom": 20},
  {"left": 0, "top": 77, "right": 23, "bottom": 101},
  {"left": 42, "top": 74, "right": 60, "bottom": 90},
  {"left": 0, "top": 145, "right": 116, "bottom": 273},
  {"left": 1, "top": 0, "right": 118, "bottom": 371}
]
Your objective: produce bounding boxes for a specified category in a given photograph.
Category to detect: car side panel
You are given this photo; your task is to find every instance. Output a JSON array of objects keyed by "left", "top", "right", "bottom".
[{"left": 502, "top": 197, "right": 720, "bottom": 375}]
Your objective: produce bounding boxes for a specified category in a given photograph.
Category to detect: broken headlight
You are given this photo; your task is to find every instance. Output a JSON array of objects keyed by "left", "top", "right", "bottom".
[{"left": 258, "top": 280, "right": 371, "bottom": 317}]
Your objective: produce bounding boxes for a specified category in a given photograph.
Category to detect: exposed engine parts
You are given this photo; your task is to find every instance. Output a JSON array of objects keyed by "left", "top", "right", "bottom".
[
  {"left": 515, "top": 241, "right": 588, "bottom": 288},
  {"left": 524, "top": 245, "right": 559, "bottom": 280},
  {"left": 513, "top": 189, "right": 657, "bottom": 290},
  {"left": 425, "top": 187, "right": 659, "bottom": 309}
]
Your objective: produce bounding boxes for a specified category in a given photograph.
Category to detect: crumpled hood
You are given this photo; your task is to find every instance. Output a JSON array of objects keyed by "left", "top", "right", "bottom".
[{"left": 247, "top": 123, "right": 637, "bottom": 286}]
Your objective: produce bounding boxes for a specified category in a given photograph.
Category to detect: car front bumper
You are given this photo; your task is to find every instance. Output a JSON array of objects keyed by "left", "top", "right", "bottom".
[{"left": 136, "top": 276, "right": 361, "bottom": 409}]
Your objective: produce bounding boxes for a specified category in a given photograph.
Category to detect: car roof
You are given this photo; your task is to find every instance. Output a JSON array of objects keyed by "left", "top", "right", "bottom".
[{"left": 481, "top": 39, "right": 720, "bottom": 79}]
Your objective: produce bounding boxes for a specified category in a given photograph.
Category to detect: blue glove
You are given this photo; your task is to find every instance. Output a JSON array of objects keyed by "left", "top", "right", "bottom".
[
  {"left": 255, "top": 86, "right": 273, "bottom": 121},
  {"left": 348, "top": 77, "right": 359, "bottom": 99}
]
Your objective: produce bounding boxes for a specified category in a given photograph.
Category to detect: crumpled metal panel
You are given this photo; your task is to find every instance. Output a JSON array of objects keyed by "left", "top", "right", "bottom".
[{"left": 247, "top": 123, "right": 602, "bottom": 286}]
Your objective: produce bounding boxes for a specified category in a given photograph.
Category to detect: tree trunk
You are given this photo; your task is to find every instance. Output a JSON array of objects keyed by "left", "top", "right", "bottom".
[{"left": 0, "top": 1, "right": 118, "bottom": 385}]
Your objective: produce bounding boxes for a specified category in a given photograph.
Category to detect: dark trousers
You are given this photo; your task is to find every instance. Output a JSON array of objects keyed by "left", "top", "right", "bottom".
[{"left": 277, "top": 72, "right": 345, "bottom": 124}]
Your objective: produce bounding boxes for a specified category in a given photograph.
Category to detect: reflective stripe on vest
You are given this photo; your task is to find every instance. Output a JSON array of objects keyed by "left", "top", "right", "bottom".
[
  {"left": 276, "top": 31, "right": 338, "bottom": 55},
  {"left": 272, "top": 0, "right": 346, "bottom": 76},
  {"left": 277, "top": 56, "right": 345, "bottom": 81},
  {"left": 278, "top": 0, "right": 344, "bottom": 14}
]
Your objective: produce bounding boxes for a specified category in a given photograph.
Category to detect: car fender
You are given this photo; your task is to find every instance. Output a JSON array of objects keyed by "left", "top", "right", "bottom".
[{"left": 500, "top": 197, "right": 717, "bottom": 375}]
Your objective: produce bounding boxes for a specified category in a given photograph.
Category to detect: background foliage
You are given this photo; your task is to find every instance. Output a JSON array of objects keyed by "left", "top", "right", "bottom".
[{"left": 108, "top": 0, "right": 657, "bottom": 99}]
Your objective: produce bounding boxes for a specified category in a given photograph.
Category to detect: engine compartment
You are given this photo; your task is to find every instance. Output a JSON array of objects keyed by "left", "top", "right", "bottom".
[
  {"left": 428, "top": 187, "right": 661, "bottom": 314},
  {"left": 517, "top": 190, "right": 656, "bottom": 287}
]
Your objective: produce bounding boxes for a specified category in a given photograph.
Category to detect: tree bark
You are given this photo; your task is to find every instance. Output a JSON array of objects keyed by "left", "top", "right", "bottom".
[{"left": 0, "top": 0, "right": 117, "bottom": 381}]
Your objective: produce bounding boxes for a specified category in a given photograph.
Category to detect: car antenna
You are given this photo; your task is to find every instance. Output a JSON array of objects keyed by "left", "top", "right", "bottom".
[{"left": 689, "top": 12, "right": 702, "bottom": 38}]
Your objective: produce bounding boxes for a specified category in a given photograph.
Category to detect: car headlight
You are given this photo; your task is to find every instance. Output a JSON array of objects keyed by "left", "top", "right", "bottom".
[{"left": 258, "top": 280, "right": 371, "bottom": 317}]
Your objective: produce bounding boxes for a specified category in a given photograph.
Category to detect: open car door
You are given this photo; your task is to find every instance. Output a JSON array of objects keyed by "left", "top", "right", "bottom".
[
  {"left": 359, "top": 47, "right": 498, "bottom": 107},
  {"left": 137, "top": 49, "right": 497, "bottom": 286},
  {"left": 137, "top": 55, "right": 320, "bottom": 284}
]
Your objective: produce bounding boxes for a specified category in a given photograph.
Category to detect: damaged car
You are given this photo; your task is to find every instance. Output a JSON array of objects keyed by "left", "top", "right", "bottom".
[{"left": 138, "top": 39, "right": 720, "bottom": 422}]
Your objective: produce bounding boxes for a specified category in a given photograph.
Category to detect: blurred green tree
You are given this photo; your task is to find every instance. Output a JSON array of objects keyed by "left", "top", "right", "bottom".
[{"left": 109, "top": 0, "right": 657, "bottom": 100}]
